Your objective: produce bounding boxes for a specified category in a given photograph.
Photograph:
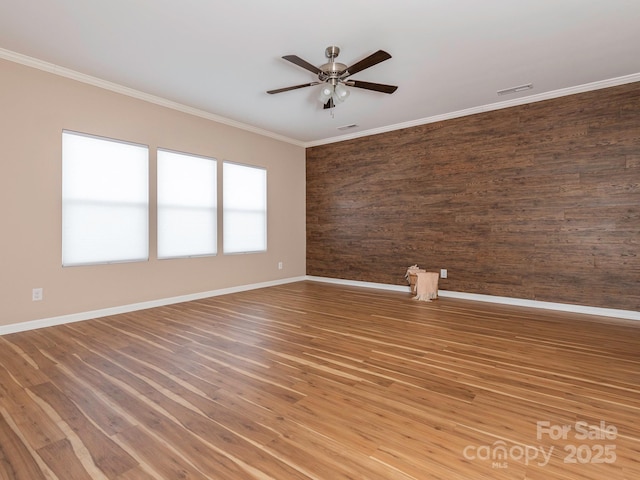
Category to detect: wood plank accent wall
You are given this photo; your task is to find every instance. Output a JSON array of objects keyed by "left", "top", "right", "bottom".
[{"left": 306, "top": 82, "right": 640, "bottom": 311}]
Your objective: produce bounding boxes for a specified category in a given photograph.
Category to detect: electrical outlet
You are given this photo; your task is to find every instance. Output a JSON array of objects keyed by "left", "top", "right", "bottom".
[
  {"left": 278, "top": 261, "right": 283, "bottom": 270},
  {"left": 440, "top": 269, "right": 448, "bottom": 279},
  {"left": 32, "top": 288, "right": 43, "bottom": 301}
]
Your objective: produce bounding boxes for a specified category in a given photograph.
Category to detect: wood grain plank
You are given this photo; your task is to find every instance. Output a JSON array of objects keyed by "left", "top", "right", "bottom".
[
  {"left": 0, "top": 361, "right": 66, "bottom": 451},
  {"left": 29, "top": 382, "right": 138, "bottom": 478},
  {"left": 37, "top": 438, "right": 98, "bottom": 480},
  {"left": 0, "top": 412, "right": 48, "bottom": 480}
]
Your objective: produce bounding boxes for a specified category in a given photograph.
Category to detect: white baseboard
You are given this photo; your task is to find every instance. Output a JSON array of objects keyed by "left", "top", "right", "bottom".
[
  {"left": 4, "top": 275, "right": 637, "bottom": 335},
  {"left": 0, "top": 276, "right": 307, "bottom": 335},
  {"left": 305, "top": 276, "right": 640, "bottom": 321},
  {"left": 305, "top": 275, "right": 411, "bottom": 293}
]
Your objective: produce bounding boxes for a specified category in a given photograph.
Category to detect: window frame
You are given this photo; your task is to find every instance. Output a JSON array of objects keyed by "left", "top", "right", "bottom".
[
  {"left": 61, "top": 130, "right": 149, "bottom": 267},
  {"left": 156, "top": 148, "right": 218, "bottom": 260},
  {"left": 222, "top": 161, "right": 268, "bottom": 255}
]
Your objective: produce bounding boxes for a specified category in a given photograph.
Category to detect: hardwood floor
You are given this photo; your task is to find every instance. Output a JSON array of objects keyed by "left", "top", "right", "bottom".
[{"left": 0, "top": 281, "right": 638, "bottom": 479}]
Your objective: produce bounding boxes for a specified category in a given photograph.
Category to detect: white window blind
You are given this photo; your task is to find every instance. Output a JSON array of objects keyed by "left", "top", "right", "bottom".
[
  {"left": 62, "top": 131, "right": 149, "bottom": 266},
  {"left": 157, "top": 149, "right": 217, "bottom": 259},
  {"left": 223, "top": 162, "right": 267, "bottom": 254}
]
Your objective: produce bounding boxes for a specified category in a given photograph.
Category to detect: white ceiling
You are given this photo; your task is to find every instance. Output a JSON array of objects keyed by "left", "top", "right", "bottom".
[{"left": 1, "top": 0, "right": 639, "bottom": 146}]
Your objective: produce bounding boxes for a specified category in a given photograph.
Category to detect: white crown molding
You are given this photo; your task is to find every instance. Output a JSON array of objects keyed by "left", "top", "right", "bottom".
[
  {"left": 0, "top": 48, "right": 306, "bottom": 148},
  {"left": 0, "top": 276, "right": 307, "bottom": 335},
  {"left": 305, "top": 276, "right": 640, "bottom": 321},
  {"left": 305, "top": 72, "right": 640, "bottom": 147}
]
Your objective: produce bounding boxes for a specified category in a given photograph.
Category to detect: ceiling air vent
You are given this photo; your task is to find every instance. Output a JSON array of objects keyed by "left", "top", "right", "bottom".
[
  {"left": 497, "top": 83, "right": 533, "bottom": 96},
  {"left": 337, "top": 124, "right": 358, "bottom": 131}
]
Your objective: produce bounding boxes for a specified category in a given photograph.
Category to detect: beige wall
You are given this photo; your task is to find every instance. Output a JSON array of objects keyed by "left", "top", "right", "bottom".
[{"left": 0, "top": 58, "right": 306, "bottom": 327}]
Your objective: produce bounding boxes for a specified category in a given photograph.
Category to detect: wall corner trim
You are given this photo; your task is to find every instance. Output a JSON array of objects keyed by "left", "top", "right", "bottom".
[
  {"left": 0, "top": 276, "right": 307, "bottom": 335},
  {"left": 305, "top": 276, "right": 640, "bottom": 321}
]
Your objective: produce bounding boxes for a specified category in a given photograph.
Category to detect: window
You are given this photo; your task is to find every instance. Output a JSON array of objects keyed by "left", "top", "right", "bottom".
[
  {"left": 62, "top": 131, "right": 149, "bottom": 266},
  {"left": 157, "top": 149, "right": 217, "bottom": 259},
  {"left": 223, "top": 162, "right": 267, "bottom": 254}
]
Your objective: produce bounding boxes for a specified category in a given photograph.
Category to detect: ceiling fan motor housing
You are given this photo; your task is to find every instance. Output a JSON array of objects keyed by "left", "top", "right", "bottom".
[{"left": 319, "top": 46, "right": 347, "bottom": 83}]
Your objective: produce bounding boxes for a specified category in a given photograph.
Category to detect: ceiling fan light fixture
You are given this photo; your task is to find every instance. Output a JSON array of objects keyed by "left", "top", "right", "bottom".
[
  {"left": 334, "top": 83, "right": 350, "bottom": 102},
  {"left": 318, "top": 84, "right": 333, "bottom": 103}
]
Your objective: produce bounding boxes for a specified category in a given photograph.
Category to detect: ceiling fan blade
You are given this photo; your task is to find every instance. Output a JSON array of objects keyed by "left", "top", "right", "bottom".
[
  {"left": 348, "top": 80, "right": 398, "bottom": 94},
  {"left": 342, "top": 50, "right": 392, "bottom": 78},
  {"left": 282, "top": 55, "right": 322, "bottom": 75},
  {"left": 323, "top": 98, "right": 335, "bottom": 110},
  {"left": 267, "top": 82, "right": 320, "bottom": 94}
]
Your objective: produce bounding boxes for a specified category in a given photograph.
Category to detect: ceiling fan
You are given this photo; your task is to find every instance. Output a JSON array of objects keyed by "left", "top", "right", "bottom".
[{"left": 267, "top": 46, "right": 398, "bottom": 109}]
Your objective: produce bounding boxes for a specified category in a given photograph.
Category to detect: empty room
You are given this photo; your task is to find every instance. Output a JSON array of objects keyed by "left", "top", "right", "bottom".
[{"left": 0, "top": 2, "right": 639, "bottom": 479}]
